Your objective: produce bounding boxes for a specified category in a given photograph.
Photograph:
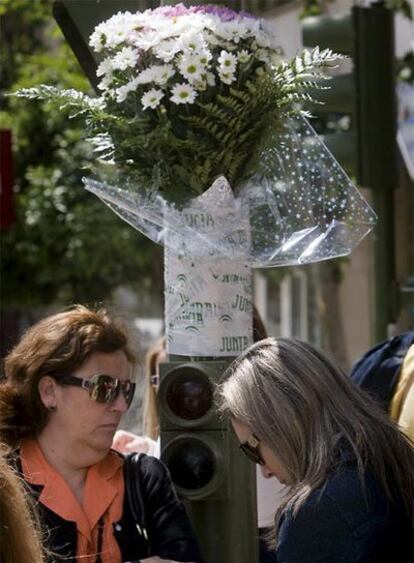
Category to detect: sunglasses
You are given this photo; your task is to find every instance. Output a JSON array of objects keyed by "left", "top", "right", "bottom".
[
  {"left": 239, "top": 433, "right": 265, "bottom": 466},
  {"left": 58, "top": 374, "right": 136, "bottom": 408}
]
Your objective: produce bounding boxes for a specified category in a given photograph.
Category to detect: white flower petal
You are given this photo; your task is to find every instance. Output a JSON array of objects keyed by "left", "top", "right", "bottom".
[
  {"left": 141, "top": 88, "right": 164, "bottom": 110},
  {"left": 170, "top": 82, "right": 197, "bottom": 105}
]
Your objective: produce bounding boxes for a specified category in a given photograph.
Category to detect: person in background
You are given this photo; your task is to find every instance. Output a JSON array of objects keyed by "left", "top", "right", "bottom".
[
  {"left": 0, "top": 305, "right": 202, "bottom": 563},
  {"left": 144, "top": 335, "right": 166, "bottom": 443},
  {"left": 216, "top": 337, "right": 414, "bottom": 563},
  {"left": 112, "top": 336, "right": 165, "bottom": 458},
  {"left": 113, "top": 308, "right": 284, "bottom": 563},
  {"left": 350, "top": 331, "right": 414, "bottom": 442},
  {"left": 0, "top": 445, "right": 45, "bottom": 563},
  {"left": 393, "top": 342, "right": 414, "bottom": 441}
]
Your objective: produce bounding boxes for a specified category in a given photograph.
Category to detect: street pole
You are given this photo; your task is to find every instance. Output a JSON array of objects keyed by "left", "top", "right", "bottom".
[
  {"left": 302, "top": 3, "right": 398, "bottom": 341},
  {"left": 354, "top": 3, "right": 397, "bottom": 340}
]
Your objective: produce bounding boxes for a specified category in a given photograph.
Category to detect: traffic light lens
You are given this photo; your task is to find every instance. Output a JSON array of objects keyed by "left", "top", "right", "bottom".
[
  {"left": 167, "top": 439, "right": 215, "bottom": 490},
  {"left": 166, "top": 370, "right": 213, "bottom": 420}
]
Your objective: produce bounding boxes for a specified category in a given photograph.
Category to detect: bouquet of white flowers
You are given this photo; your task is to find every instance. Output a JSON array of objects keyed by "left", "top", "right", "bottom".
[
  {"left": 16, "top": 4, "right": 377, "bottom": 355},
  {"left": 18, "top": 3, "right": 342, "bottom": 203}
]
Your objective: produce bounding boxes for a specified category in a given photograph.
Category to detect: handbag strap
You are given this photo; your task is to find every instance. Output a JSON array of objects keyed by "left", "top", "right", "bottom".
[{"left": 124, "top": 453, "right": 150, "bottom": 546}]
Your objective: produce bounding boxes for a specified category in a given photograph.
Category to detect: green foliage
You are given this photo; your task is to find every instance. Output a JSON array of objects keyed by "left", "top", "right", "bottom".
[
  {"left": 1, "top": 1, "right": 161, "bottom": 308},
  {"left": 397, "top": 50, "right": 414, "bottom": 84},
  {"left": 15, "top": 44, "right": 340, "bottom": 204},
  {"left": 385, "top": 0, "right": 412, "bottom": 19},
  {"left": 300, "top": 0, "right": 334, "bottom": 19}
]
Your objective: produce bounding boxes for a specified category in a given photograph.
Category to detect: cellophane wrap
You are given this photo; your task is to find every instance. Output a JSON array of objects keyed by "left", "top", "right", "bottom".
[{"left": 84, "top": 115, "right": 377, "bottom": 355}]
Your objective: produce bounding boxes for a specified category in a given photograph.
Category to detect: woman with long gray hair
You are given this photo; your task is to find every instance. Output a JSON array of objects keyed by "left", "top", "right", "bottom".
[{"left": 216, "top": 338, "right": 413, "bottom": 563}]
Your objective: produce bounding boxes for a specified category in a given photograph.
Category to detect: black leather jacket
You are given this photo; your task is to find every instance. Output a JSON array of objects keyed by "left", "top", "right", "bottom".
[{"left": 18, "top": 452, "right": 202, "bottom": 563}]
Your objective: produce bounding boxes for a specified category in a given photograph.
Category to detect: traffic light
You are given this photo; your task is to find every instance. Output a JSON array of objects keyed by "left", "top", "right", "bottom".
[
  {"left": 159, "top": 360, "right": 258, "bottom": 563},
  {"left": 159, "top": 361, "right": 228, "bottom": 500}
]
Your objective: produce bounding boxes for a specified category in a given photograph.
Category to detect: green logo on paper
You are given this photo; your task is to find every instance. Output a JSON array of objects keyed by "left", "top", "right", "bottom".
[
  {"left": 219, "top": 336, "right": 250, "bottom": 353},
  {"left": 184, "top": 212, "right": 215, "bottom": 229},
  {"left": 232, "top": 294, "right": 252, "bottom": 312}
]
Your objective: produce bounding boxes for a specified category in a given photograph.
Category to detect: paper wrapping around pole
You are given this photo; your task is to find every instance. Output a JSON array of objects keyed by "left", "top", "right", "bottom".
[
  {"left": 165, "top": 253, "right": 253, "bottom": 356},
  {"left": 164, "top": 179, "right": 253, "bottom": 356}
]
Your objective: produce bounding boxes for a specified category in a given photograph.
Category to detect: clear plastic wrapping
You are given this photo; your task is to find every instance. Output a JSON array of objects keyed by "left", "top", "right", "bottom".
[{"left": 85, "top": 115, "right": 376, "bottom": 267}]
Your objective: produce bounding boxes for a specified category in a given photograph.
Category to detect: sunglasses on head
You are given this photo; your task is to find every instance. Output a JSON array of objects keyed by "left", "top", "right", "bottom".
[
  {"left": 57, "top": 374, "right": 136, "bottom": 408},
  {"left": 239, "top": 433, "right": 265, "bottom": 466}
]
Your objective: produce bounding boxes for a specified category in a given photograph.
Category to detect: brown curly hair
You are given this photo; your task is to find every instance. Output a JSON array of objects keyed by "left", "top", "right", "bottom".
[
  {"left": 0, "top": 305, "right": 135, "bottom": 449},
  {"left": 0, "top": 445, "right": 46, "bottom": 563}
]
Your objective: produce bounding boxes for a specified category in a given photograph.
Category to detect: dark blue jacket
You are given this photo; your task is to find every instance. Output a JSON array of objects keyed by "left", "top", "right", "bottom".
[
  {"left": 276, "top": 459, "right": 412, "bottom": 563},
  {"left": 350, "top": 332, "right": 414, "bottom": 410}
]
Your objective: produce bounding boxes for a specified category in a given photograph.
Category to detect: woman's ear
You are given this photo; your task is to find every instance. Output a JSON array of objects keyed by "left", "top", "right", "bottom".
[{"left": 38, "top": 376, "right": 58, "bottom": 411}]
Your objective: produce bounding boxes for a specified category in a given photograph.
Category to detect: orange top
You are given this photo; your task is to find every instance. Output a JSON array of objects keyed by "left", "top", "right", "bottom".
[{"left": 21, "top": 438, "right": 124, "bottom": 563}]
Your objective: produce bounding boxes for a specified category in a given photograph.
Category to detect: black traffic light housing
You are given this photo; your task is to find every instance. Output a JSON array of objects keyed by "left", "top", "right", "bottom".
[{"left": 159, "top": 361, "right": 230, "bottom": 500}]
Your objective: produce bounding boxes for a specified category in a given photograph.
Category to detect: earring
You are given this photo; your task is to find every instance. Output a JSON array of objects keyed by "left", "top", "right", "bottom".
[{"left": 48, "top": 405, "right": 57, "bottom": 412}]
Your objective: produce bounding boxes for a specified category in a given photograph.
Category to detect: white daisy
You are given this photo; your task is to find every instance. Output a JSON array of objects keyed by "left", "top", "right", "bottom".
[
  {"left": 179, "top": 33, "right": 207, "bottom": 53},
  {"left": 219, "top": 72, "right": 236, "bottom": 85},
  {"left": 134, "top": 30, "right": 165, "bottom": 51},
  {"left": 227, "top": 18, "right": 256, "bottom": 37},
  {"left": 218, "top": 50, "right": 237, "bottom": 74},
  {"left": 222, "top": 21, "right": 249, "bottom": 44},
  {"left": 170, "top": 15, "right": 205, "bottom": 37},
  {"left": 219, "top": 72, "right": 236, "bottom": 84},
  {"left": 238, "top": 49, "right": 252, "bottom": 64},
  {"left": 256, "top": 49, "right": 271, "bottom": 64},
  {"left": 135, "top": 67, "right": 159, "bottom": 85},
  {"left": 212, "top": 26, "right": 233, "bottom": 42},
  {"left": 206, "top": 72, "right": 216, "bottom": 87},
  {"left": 170, "top": 83, "right": 197, "bottom": 105},
  {"left": 141, "top": 88, "right": 164, "bottom": 110},
  {"left": 104, "top": 25, "right": 132, "bottom": 49},
  {"left": 153, "top": 39, "right": 181, "bottom": 63},
  {"left": 152, "top": 64, "right": 175, "bottom": 85},
  {"left": 192, "top": 78, "right": 208, "bottom": 91},
  {"left": 198, "top": 49, "right": 213, "bottom": 67},
  {"left": 203, "top": 31, "right": 222, "bottom": 47},
  {"left": 255, "top": 30, "right": 271, "bottom": 49},
  {"left": 116, "top": 84, "right": 131, "bottom": 103},
  {"left": 89, "top": 30, "right": 105, "bottom": 53},
  {"left": 90, "top": 12, "right": 147, "bottom": 52},
  {"left": 97, "top": 75, "right": 113, "bottom": 92},
  {"left": 115, "top": 77, "right": 139, "bottom": 102},
  {"left": 112, "top": 46, "right": 138, "bottom": 71},
  {"left": 179, "top": 54, "right": 205, "bottom": 83},
  {"left": 96, "top": 57, "right": 113, "bottom": 77}
]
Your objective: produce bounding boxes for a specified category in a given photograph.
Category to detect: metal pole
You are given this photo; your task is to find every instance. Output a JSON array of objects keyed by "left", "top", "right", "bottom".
[{"left": 353, "top": 3, "right": 397, "bottom": 340}]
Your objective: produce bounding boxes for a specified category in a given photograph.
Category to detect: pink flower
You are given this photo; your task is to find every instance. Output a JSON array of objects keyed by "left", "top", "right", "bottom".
[{"left": 150, "top": 3, "right": 257, "bottom": 22}]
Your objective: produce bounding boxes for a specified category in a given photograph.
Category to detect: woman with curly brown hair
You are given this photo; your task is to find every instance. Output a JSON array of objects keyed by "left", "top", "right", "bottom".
[{"left": 0, "top": 305, "right": 201, "bottom": 563}]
